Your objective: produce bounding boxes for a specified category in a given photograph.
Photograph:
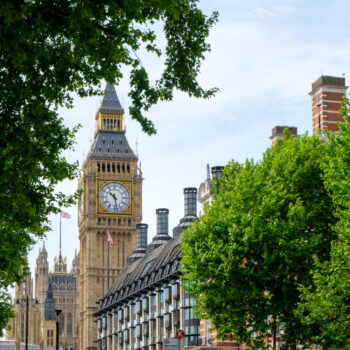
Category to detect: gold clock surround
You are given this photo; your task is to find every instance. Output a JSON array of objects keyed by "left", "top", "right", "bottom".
[{"left": 97, "top": 179, "right": 132, "bottom": 215}]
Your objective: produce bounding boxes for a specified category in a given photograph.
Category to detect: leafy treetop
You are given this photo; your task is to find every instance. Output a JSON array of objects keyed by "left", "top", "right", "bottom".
[{"left": 0, "top": 0, "right": 218, "bottom": 335}]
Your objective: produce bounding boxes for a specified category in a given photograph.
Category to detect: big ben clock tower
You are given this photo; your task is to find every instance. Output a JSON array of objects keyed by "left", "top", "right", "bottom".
[{"left": 78, "top": 83, "right": 142, "bottom": 350}]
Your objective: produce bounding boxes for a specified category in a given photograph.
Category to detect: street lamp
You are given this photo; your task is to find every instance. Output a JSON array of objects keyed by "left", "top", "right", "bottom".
[
  {"left": 55, "top": 309, "right": 62, "bottom": 350},
  {"left": 16, "top": 295, "right": 39, "bottom": 350}
]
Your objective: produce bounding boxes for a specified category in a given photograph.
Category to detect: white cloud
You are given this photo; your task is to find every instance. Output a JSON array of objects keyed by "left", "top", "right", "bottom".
[{"left": 25, "top": 0, "right": 350, "bottom": 285}]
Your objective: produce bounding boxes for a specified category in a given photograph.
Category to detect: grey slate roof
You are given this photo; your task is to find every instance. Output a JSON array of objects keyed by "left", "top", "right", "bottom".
[
  {"left": 91, "top": 131, "right": 137, "bottom": 160},
  {"left": 97, "top": 82, "right": 124, "bottom": 113},
  {"left": 95, "top": 235, "right": 181, "bottom": 316}
]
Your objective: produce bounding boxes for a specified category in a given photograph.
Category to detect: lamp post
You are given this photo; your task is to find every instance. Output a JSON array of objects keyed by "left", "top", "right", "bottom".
[
  {"left": 25, "top": 294, "right": 28, "bottom": 350},
  {"left": 55, "top": 309, "right": 62, "bottom": 350},
  {"left": 16, "top": 295, "right": 38, "bottom": 350}
]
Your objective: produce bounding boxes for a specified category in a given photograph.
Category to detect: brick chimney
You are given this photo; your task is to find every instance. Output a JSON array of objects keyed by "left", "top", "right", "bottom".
[
  {"left": 309, "top": 75, "right": 348, "bottom": 133},
  {"left": 270, "top": 126, "right": 298, "bottom": 145}
]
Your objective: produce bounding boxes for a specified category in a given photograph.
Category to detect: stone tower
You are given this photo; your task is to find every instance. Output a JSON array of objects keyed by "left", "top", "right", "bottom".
[
  {"left": 35, "top": 242, "right": 49, "bottom": 305},
  {"left": 6, "top": 265, "right": 40, "bottom": 345},
  {"left": 78, "top": 83, "right": 142, "bottom": 350},
  {"left": 309, "top": 75, "right": 348, "bottom": 134}
]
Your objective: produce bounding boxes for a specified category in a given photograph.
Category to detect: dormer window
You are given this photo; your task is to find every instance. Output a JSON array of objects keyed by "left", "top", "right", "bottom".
[
  {"left": 107, "top": 147, "right": 110, "bottom": 153},
  {"left": 117, "top": 148, "right": 120, "bottom": 154},
  {"left": 102, "top": 139, "right": 105, "bottom": 144},
  {"left": 119, "top": 139, "right": 123, "bottom": 145},
  {"left": 111, "top": 139, "right": 114, "bottom": 145},
  {"left": 125, "top": 148, "right": 128, "bottom": 154}
]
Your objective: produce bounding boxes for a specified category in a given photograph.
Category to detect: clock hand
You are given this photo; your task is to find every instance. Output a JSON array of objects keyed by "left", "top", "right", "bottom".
[{"left": 109, "top": 192, "right": 118, "bottom": 205}]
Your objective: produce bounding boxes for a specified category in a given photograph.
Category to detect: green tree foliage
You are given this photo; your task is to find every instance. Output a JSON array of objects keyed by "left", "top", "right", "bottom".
[
  {"left": 0, "top": 0, "right": 218, "bottom": 334},
  {"left": 298, "top": 98, "right": 350, "bottom": 349},
  {"left": 181, "top": 131, "right": 336, "bottom": 349}
]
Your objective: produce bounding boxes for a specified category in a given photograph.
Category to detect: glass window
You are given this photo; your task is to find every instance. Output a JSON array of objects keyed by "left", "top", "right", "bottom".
[
  {"left": 67, "top": 314, "right": 72, "bottom": 337},
  {"left": 165, "top": 286, "right": 172, "bottom": 301},
  {"left": 59, "top": 315, "right": 64, "bottom": 336},
  {"left": 172, "top": 283, "right": 179, "bottom": 298},
  {"left": 118, "top": 309, "right": 123, "bottom": 324}
]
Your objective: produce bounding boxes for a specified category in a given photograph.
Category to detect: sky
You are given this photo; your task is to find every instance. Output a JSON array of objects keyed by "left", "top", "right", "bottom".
[{"left": 26, "top": 0, "right": 350, "bottom": 278}]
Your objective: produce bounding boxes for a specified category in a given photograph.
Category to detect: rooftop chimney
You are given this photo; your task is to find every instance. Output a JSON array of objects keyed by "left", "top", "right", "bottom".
[
  {"left": 127, "top": 224, "right": 148, "bottom": 266},
  {"left": 184, "top": 187, "right": 197, "bottom": 217},
  {"left": 156, "top": 208, "right": 169, "bottom": 235},
  {"left": 309, "top": 75, "right": 348, "bottom": 133},
  {"left": 211, "top": 166, "right": 224, "bottom": 179},
  {"left": 136, "top": 223, "right": 148, "bottom": 249},
  {"left": 146, "top": 209, "right": 171, "bottom": 254},
  {"left": 270, "top": 126, "right": 298, "bottom": 145},
  {"left": 173, "top": 188, "right": 198, "bottom": 238}
]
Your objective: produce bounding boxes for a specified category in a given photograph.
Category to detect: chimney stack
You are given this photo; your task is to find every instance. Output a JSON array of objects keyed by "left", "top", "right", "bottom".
[
  {"left": 127, "top": 224, "right": 148, "bottom": 266},
  {"left": 136, "top": 224, "right": 148, "bottom": 249},
  {"left": 146, "top": 209, "right": 171, "bottom": 254},
  {"left": 270, "top": 126, "right": 298, "bottom": 145},
  {"left": 309, "top": 75, "right": 348, "bottom": 133},
  {"left": 211, "top": 166, "right": 224, "bottom": 179},
  {"left": 156, "top": 208, "right": 169, "bottom": 235},
  {"left": 173, "top": 188, "right": 198, "bottom": 238},
  {"left": 184, "top": 187, "right": 197, "bottom": 217}
]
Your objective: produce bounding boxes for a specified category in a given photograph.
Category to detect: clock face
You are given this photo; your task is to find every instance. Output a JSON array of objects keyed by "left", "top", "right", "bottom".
[{"left": 100, "top": 182, "right": 130, "bottom": 213}]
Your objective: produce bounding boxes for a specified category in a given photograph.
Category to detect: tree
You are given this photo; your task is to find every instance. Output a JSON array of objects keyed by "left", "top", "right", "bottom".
[
  {"left": 0, "top": 0, "right": 218, "bottom": 334},
  {"left": 181, "top": 131, "right": 336, "bottom": 349},
  {"left": 297, "top": 97, "right": 350, "bottom": 349}
]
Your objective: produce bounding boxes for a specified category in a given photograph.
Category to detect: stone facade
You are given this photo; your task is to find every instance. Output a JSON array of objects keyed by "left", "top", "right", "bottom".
[
  {"left": 94, "top": 189, "right": 202, "bottom": 350},
  {"left": 78, "top": 83, "right": 142, "bottom": 350},
  {"left": 6, "top": 245, "right": 80, "bottom": 350}
]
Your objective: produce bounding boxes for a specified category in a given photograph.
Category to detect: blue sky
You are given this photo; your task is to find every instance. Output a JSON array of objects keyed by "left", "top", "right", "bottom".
[{"left": 26, "top": 0, "right": 350, "bottom": 278}]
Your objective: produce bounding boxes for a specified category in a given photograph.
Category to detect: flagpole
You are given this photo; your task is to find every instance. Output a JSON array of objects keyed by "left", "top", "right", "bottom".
[
  {"left": 107, "top": 230, "right": 110, "bottom": 291},
  {"left": 59, "top": 213, "right": 62, "bottom": 250}
]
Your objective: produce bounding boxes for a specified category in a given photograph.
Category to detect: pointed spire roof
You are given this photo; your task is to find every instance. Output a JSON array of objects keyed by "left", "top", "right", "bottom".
[
  {"left": 42, "top": 240, "right": 47, "bottom": 253},
  {"left": 98, "top": 83, "right": 124, "bottom": 113}
]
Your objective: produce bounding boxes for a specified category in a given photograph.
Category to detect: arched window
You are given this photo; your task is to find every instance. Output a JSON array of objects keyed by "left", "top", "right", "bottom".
[
  {"left": 67, "top": 314, "right": 72, "bottom": 337},
  {"left": 127, "top": 164, "right": 130, "bottom": 173},
  {"left": 122, "top": 164, "right": 125, "bottom": 173},
  {"left": 103, "top": 119, "right": 106, "bottom": 129},
  {"left": 118, "top": 120, "right": 120, "bottom": 130},
  {"left": 114, "top": 120, "right": 116, "bottom": 130},
  {"left": 117, "top": 164, "right": 120, "bottom": 173},
  {"left": 97, "top": 162, "right": 100, "bottom": 172},
  {"left": 112, "top": 164, "right": 115, "bottom": 173},
  {"left": 102, "top": 163, "right": 105, "bottom": 172},
  {"left": 59, "top": 314, "right": 64, "bottom": 336},
  {"left": 107, "top": 119, "right": 110, "bottom": 129},
  {"left": 107, "top": 163, "right": 110, "bottom": 172}
]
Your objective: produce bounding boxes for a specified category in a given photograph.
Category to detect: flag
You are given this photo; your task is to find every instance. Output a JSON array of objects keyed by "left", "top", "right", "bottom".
[
  {"left": 60, "top": 211, "right": 71, "bottom": 219},
  {"left": 107, "top": 230, "right": 113, "bottom": 246}
]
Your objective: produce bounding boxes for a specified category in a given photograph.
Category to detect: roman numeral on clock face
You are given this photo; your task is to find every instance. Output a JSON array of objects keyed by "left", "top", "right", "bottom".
[{"left": 100, "top": 182, "right": 130, "bottom": 213}]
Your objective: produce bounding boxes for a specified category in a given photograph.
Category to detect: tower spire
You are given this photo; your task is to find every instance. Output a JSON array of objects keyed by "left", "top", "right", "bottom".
[
  {"left": 95, "top": 83, "right": 125, "bottom": 132},
  {"left": 100, "top": 83, "right": 123, "bottom": 111}
]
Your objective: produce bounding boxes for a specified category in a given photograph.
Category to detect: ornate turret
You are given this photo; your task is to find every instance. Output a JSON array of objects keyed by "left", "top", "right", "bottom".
[
  {"left": 35, "top": 241, "right": 49, "bottom": 304},
  {"left": 71, "top": 249, "right": 79, "bottom": 274},
  {"left": 53, "top": 249, "right": 67, "bottom": 273},
  {"left": 90, "top": 83, "right": 137, "bottom": 161}
]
